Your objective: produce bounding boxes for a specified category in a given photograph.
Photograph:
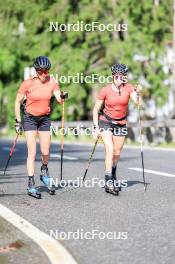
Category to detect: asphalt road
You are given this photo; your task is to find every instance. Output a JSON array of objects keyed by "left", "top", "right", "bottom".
[{"left": 0, "top": 138, "right": 175, "bottom": 264}]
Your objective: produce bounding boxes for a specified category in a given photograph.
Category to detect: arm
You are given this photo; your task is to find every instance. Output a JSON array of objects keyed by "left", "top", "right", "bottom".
[
  {"left": 130, "top": 84, "right": 142, "bottom": 107},
  {"left": 93, "top": 99, "right": 104, "bottom": 127},
  {"left": 53, "top": 90, "right": 62, "bottom": 103},
  {"left": 15, "top": 93, "right": 25, "bottom": 122}
]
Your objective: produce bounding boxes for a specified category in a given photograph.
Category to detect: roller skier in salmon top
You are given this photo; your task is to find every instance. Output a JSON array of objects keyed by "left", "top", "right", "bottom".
[
  {"left": 93, "top": 63, "right": 142, "bottom": 195},
  {"left": 15, "top": 56, "right": 68, "bottom": 198}
]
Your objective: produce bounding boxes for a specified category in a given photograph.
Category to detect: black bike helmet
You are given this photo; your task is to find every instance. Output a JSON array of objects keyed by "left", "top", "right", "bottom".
[
  {"left": 33, "top": 56, "right": 51, "bottom": 71},
  {"left": 111, "top": 63, "right": 128, "bottom": 75}
]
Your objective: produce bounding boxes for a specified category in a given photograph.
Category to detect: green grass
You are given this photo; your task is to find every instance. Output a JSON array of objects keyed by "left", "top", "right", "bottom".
[
  {"left": 153, "top": 142, "right": 175, "bottom": 148},
  {"left": 1, "top": 129, "right": 175, "bottom": 148}
]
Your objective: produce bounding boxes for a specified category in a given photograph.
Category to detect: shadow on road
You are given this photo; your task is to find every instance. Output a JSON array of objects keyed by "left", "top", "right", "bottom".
[
  {"left": 127, "top": 180, "right": 151, "bottom": 188},
  {"left": 0, "top": 175, "right": 26, "bottom": 179},
  {"left": 0, "top": 193, "right": 25, "bottom": 197},
  {"left": 0, "top": 181, "right": 22, "bottom": 184}
]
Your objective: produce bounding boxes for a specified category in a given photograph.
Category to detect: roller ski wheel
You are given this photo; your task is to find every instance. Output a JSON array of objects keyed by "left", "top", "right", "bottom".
[
  {"left": 40, "top": 175, "right": 55, "bottom": 195},
  {"left": 105, "top": 175, "right": 119, "bottom": 196},
  {"left": 48, "top": 188, "right": 55, "bottom": 195},
  {"left": 113, "top": 178, "right": 122, "bottom": 192},
  {"left": 105, "top": 185, "right": 119, "bottom": 196},
  {"left": 27, "top": 187, "right": 41, "bottom": 199}
]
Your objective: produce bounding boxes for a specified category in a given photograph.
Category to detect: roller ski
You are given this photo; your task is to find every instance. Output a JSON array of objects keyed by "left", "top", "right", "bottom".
[
  {"left": 105, "top": 174, "right": 119, "bottom": 196},
  {"left": 27, "top": 176, "right": 41, "bottom": 199},
  {"left": 40, "top": 164, "right": 55, "bottom": 195},
  {"left": 112, "top": 166, "right": 122, "bottom": 191}
]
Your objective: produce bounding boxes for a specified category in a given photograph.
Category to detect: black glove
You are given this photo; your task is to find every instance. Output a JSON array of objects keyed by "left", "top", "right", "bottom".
[
  {"left": 15, "top": 119, "right": 23, "bottom": 135},
  {"left": 60, "top": 91, "right": 68, "bottom": 100}
]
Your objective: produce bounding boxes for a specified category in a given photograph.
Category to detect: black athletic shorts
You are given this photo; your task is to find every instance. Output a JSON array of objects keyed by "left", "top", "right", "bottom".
[
  {"left": 23, "top": 112, "right": 51, "bottom": 131},
  {"left": 98, "top": 120, "right": 128, "bottom": 136}
]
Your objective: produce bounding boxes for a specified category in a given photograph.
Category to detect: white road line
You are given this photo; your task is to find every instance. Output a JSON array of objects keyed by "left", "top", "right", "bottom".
[
  {"left": 50, "top": 154, "right": 78, "bottom": 160},
  {"left": 129, "top": 168, "right": 175, "bottom": 178},
  {"left": 36, "top": 154, "right": 78, "bottom": 160},
  {"left": 2, "top": 147, "right": 19, "bottom": 152},
  {"left": 124, "top": 146, "right": 175, "bottom": 152},
  {"left": 0, "top": 204, "right": 77, "bottom": 264}
]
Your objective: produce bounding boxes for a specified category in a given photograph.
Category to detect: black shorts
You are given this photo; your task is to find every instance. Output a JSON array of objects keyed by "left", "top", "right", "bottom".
[
  {"left": 23, "top": 112, "right": 51, "bottom": 132},
  {"left": 98, "top": 120, "right": 128, "bottom": 136}
]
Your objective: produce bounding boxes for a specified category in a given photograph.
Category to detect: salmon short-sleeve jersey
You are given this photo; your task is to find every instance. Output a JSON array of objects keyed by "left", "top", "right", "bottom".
[
  {"left": 18, "top": 76, "right": 60, "bottom": 116},
  {"left": 98, "top": 83, "right": 135, "bottom": 124}
]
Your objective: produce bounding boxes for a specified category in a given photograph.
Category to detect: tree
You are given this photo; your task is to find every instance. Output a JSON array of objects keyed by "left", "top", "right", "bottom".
[{"left": 0, "top": 0, "right": 172, "bottom": 127}]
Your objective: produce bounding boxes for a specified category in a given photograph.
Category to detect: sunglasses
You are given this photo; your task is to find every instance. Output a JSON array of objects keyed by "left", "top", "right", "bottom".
[
  {"left": 37, "top": 70, "right": 49, "bottom": 75},
  {"left": 114, "top": 75, "right": 124, "bottom": 80}
]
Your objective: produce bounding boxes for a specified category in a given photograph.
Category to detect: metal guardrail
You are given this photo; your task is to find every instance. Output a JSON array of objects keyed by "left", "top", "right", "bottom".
[
  {"left": 1, "top": 120, "right": 175, "bottom": 131},
  {"left": 1, "top": 120, "right": 175, "bottom": 144},
  {"left": 51, "top": 119, "right": 175, "bottom": 128},
  {"left": 50, "top": 120, "right": 175, "bottom": 144}
]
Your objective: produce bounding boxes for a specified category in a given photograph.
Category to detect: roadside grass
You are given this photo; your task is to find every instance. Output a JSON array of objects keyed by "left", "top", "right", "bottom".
[{"left": 1, "top": 129, "right": 175, "bottom": 149}]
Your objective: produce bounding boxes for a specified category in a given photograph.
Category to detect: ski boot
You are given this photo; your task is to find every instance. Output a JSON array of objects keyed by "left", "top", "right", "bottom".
[
  {"left": 27, "top": 176, "right": 41, "bottom": 199},
  {"left": 105, "top": 174, "right": 119, "bottom": 196},
  {"left": 112, "top": 166, "right": 121, "bottom": 191},
  {"left": 40, "top": 164, "right": 55, "bottom": 195}
]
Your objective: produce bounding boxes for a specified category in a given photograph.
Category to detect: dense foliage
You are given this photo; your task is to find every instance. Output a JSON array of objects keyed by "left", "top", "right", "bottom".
[{"left": 0, "top": 0, "right": 172, "bottom": 126}]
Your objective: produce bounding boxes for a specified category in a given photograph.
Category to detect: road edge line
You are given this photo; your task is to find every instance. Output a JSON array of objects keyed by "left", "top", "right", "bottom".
[{"left": 0, "top": 203, "right": 77, "bottom": 264}]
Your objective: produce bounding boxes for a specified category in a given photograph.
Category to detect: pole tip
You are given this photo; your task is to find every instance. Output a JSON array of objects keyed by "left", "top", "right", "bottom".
[{"left": 144, "top": 183, "right": 148, "bottom": 193}]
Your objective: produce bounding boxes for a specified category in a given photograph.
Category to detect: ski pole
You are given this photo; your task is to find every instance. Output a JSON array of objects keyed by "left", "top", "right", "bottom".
[
  {"left": 136, "top": 83, "right": 147, "bottom": 192},
  {"left": 3, "top": 134, "right": 19, "bottom": 175},
  {"left": 60, "top": 99, "right": 65, "bottom": 181},
  {"left": 82, "top": 135, "right": 100, "bottom": 183}
]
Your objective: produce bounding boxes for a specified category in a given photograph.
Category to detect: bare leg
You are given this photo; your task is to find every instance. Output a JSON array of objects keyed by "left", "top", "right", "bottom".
[
  {"left": 25, "top": 131, "right": 37, "bottom": 176},
  {"left": 101, "top": 130, "right": 113, "bottom": 173},
  {"left": 112, "top": 135, "right": 125, "bottom": 168},
  {"left": 38, "top": 131, "right": 51, "bottom": 166}
]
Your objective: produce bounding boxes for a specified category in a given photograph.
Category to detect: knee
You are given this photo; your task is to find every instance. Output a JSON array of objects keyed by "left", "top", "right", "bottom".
[
  {"left": 113, "top": 150, "right": 121, "bottom": 156},
  {"left": 28, "top": 149, "right": 36, "bottom": 160},
  {"left": 113, "top": 146, "right": 123, "bottom": 156},
  {"left": 106, "top": 146, "right": 114, "bottom": 157}
]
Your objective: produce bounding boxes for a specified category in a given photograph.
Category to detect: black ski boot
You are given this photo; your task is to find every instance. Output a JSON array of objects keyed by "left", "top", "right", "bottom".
[
  {"left": 40, "top": 164, "right": 55, "bottom": 195},
  {"left": 27, "top": 176, "right": 41, "bottom": 199},
  {"left": 105, "top": 174, "right": 119, "bottom": 196},
  {"left": 112, "top": 166, "right": 121, "bottom": 191}
]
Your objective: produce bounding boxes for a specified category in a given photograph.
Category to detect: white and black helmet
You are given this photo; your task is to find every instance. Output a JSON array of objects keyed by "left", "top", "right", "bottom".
[
  {"left": 33, "top": 56, "right": 51, "bottom": 71},
  {"left": 111, "top": 63, "right": 128, "bottom": 75}
]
